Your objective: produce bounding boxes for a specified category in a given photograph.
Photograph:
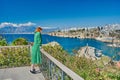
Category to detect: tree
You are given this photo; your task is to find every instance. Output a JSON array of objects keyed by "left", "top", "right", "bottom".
[
  {"left": 97, "top": 26, "right": 101, "bottom": 31},
  {"left": 0, "top": 35, "right": 7, "bottom": 46},
  {"left": 57, "top": 30, "right": 61, "bottom": 32},
  {"left": 12, "top": 38, "right": 28, "bottom": 45},
  {"left": 0, "top": 39, "right": 7, "bottom": 46}
]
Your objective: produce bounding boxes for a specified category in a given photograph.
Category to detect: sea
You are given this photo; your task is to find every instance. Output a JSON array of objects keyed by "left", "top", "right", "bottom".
[{"left": 1, "top": 33, "right": 120, "bottom": 61}]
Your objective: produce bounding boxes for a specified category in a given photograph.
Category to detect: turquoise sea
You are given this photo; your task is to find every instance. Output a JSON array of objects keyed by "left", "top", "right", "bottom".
[{"left": 1, "top": 34, "right": 120, "bottom": 61}]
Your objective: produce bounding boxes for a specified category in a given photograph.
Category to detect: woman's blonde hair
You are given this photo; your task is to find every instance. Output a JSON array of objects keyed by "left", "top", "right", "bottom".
[{"left": 35, "top": 27, "right": 42, "bottom": 32}]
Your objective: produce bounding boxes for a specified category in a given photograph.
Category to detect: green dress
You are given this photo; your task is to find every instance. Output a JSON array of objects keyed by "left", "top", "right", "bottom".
[{"left": 31, "top": 32, "right": 42, "bottom": 64}]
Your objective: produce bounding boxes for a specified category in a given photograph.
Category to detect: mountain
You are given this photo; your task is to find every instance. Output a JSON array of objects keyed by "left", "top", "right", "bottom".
[
  {"left": 0, "top": 26, "right": 17, "bottom": 33},
  {"left": 14, "top": 26, "right": 36, "bottom": 33},
  {"left": 0, "top": 26, "right": 35, "bottom": 33},
  {"left": 0, "top": 26, "right": 58, "bottom": 33}
]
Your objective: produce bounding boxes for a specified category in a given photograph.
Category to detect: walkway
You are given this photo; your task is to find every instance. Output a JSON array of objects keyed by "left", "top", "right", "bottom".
[{"left": 0, "top": 66, "right": 45, "bottom": 80}]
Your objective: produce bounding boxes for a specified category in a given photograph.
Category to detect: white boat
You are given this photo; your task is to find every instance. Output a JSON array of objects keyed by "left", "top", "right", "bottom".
[{"left": 95, "top": 50, "right": 102, "bottom": 57}]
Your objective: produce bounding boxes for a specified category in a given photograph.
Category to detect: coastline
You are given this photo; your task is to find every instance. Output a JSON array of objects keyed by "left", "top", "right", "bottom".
[{"left": 48, "top": 33, "right": 120, "bottom": 45}]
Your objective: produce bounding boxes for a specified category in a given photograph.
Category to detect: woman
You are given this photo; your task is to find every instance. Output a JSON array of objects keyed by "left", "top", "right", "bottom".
[{"left": 30, "top": 27, "right": 42, "bottom": 74}]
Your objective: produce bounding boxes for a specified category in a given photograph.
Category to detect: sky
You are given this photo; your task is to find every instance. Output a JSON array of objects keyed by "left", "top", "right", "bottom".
[{"left": 0, "top": 0, "right": 120, "bottom": 28}]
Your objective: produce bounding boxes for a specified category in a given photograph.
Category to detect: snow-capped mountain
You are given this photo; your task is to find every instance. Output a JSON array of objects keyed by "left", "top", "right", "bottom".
[
  {"left": 0, "top": 26, "right": 58, "bottom": 33},
  {"left": 0, "top": 26, "right": 35, "bottom": 33}
]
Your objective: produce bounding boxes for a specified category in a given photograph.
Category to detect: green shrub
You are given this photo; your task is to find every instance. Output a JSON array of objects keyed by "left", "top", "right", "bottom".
[
  {"left": 12, "top": 38, "right": 28, "bottom": 45},
  {"left": 0, "top": 39, "right": 7, "bottom": 46},
  {"left": 42, "top": 43, "right": 120, "bottom": 80},
  {"left": 0, "top": 47, "right": 30, "bottom": 68}
]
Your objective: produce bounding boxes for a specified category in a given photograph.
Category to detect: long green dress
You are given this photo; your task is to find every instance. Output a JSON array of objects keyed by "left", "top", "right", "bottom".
[{"left": 31, "top": 32, "right": 42, "bottom": 64}]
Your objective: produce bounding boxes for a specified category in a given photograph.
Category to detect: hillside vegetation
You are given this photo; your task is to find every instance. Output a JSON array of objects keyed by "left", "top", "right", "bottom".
[{"left": 42, "top": 42, "right": 120, "bottom": 80}]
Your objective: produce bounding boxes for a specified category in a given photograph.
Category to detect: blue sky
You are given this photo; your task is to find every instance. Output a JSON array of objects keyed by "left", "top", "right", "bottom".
[{"left": 0, "top": 0, "right": 120, "bottom": 28}]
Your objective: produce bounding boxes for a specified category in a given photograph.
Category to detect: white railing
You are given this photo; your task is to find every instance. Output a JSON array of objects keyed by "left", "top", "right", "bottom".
[{"left": 41, "top": 49, "right": 84, "bottom": 80}]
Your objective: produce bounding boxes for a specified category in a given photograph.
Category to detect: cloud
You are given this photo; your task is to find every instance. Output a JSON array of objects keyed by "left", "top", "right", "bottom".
[
  {"left": 0, "top": 22, "right": 36, "bottom": 28},
  {"left": 18, "top": 22, "right": 36, "bottom": 27},
  {"left": 41, "top": 27, "right": 57, "bottom": 29}
]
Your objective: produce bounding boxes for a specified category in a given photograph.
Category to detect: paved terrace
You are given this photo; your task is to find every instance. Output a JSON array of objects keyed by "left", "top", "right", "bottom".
[{"left": 0, "top": 66, "right": 45, "bottom": 80}]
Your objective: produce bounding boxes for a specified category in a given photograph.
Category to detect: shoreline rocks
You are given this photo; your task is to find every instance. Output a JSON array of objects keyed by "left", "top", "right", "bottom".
[{"left": 77, "top": 46, "right": 99, "bottom": 60}]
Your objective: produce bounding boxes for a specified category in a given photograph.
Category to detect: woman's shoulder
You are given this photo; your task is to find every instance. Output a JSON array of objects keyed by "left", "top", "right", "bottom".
[{"left": 35, "top": 32, "right": 41, "bottom": 35}]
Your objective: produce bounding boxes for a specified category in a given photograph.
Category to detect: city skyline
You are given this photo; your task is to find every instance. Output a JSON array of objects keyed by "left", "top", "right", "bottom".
[{"left": 0, "top": 0, "right": 120, "bottom": 28}]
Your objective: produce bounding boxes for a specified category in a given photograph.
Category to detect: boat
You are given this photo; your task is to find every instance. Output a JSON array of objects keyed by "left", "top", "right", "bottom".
[{"left": 95, "top": 49, "right": 102, "bottom": 57}]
